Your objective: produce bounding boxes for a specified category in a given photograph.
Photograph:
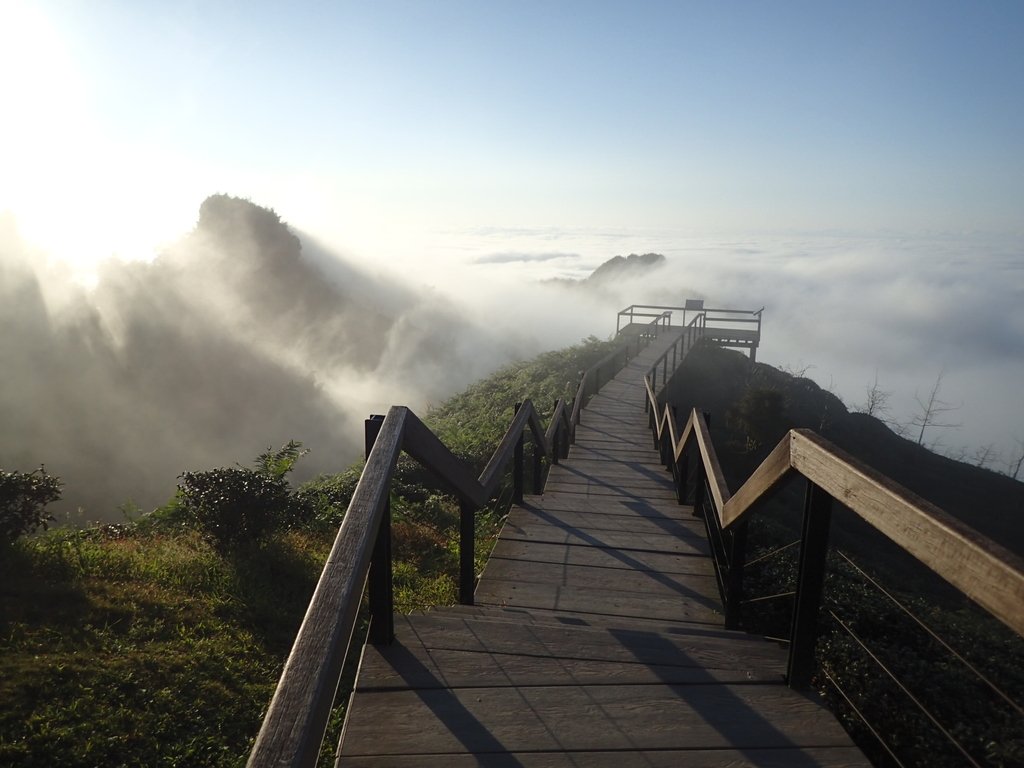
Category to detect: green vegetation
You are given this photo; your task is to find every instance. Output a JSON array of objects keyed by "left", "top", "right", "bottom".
[
  {"left": 0, "top": 336, "right": 618, "bottom": 767},
  {"left": 0, "top": 467, "right": 62, "bottom": 546}
]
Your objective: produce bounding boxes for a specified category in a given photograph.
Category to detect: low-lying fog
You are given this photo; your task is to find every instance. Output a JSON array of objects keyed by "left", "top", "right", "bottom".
[{"left": 2, "top": 197, "right": 1021, "bottom": 522}]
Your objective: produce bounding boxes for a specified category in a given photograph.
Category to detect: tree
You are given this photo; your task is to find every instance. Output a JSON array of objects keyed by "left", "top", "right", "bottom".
[
  {"left": 859, "top": 371, "right": 892, "bottom": 420},
  {"left": 0, "top": 467, "right": 62, "bottom": 546},
  {"left": 908, "top": 370, "right": 961, "bottom": 448},
  {"left": 972, "top": 443, "right": 999, "bottom": 470},
  {"left": 1008, "top": 436, "right": 1024, "bottom": 481}
]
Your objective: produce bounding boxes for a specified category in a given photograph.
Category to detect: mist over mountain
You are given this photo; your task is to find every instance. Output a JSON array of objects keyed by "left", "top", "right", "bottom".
[
  {"left": 544, "top": 252, "right": 667, "bottom": 289},
  {"left": 0, "top": 196, "right": 530, "bottom": 522}
]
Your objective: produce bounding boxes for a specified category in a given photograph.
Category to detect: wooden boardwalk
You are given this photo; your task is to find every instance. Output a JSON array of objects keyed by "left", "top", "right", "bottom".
[{"left": 339, "top": 330, "right": 868, "bottom": 767}]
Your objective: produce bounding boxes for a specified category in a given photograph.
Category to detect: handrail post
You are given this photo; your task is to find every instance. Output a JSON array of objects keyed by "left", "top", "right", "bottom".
[
  {"left": 788, "top": 480, "right": 833, "bottom": 688},
  {"left": 671, "top": 405, "right": 688, "bottom": 507},
  {"left": 513, "top": 402, "right": 524, "bottom": 504},
  {"left": 366, "top": 415, "right": 394, "bottom": 646},
  {"left": 533, "top": 436, "right": 543, "bottom": 494},
  {"left": 725, "top": 520, "right": 748, "bottom": 630},
  {"left": 676, "top": 443, "right": 688, "bottom": 505},
  {"left": 551, "top": 400, "right": 560, "bottom": 465},
  {"left": 692, "top": 459, "right": 706, "bottom": 520},
  {"left": 459, "top": 498, "right": 475, "bottom": 606}
]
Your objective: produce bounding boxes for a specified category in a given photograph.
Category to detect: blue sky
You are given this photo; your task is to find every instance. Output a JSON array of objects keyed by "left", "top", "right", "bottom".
[
  {"left": 2, "top": 1, "right": 1024, "bottom": 485},
  {"left": 2, "top": 0, "right": 1023, "bottom": 271}
]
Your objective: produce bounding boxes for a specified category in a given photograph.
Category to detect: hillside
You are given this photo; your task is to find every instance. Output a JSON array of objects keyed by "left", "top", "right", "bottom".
[{"left": 666, "top": 341, "right": 1024, "bottom": 563}]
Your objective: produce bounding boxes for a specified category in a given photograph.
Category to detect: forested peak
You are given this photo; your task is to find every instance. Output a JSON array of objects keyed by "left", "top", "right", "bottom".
[{"left": 195, "top": 194, "right": 301, "bottom": 268}]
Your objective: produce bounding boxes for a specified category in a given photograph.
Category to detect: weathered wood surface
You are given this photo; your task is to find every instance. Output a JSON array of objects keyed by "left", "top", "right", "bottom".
[
  {"left": 337, "top": 331, "right": 868, "bottom": 766},
  {"left": 340, "top": 748, "right": 871, "bottom": 768}
]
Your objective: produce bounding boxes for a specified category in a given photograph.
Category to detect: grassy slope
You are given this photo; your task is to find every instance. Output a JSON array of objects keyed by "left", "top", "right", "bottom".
[{"left": 0, "top": 336, "right": 617, "bottom": 768}]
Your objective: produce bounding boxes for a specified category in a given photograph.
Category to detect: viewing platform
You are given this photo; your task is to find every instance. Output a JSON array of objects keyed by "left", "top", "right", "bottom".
[{"left": 616, "top": 303, "right": 763, "bottom": 360}]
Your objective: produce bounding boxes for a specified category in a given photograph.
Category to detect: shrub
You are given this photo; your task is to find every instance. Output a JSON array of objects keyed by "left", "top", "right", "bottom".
[
  {"left": 0, "top": 466, "right": 62, "bottom": 546},
  {"left": 177, "top": 441, "right": 307, "bottom": 551},
  {"left": 294, "top": 466, "right": 361, "bottom": 530}
]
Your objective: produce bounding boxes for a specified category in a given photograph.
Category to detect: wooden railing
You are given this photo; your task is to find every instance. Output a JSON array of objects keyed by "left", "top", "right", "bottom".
[
  {"left": 643, "top": 385, "right": 1024, "bottom": 689},
  {"left": 644, "top": 314, "right": 706, "bottom": 396},
  {"left": 247, "top": 315, "right": 667, "bottom": 767}
]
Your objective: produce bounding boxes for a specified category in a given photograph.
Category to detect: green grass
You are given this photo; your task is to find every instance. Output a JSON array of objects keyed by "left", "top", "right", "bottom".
[
  {"left": 0, "top": 336, "right": 619, "bottom": 766},
  {"left": 0, "top": 527, "right": 329, "bottom": 767}
]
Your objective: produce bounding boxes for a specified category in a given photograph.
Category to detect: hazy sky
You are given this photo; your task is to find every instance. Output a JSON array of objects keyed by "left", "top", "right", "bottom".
[
  {"left": 2, "top": 1, "right": 1023, "bottom": 478},
  {"left": 2, "top": 0, "right": 1022, "bottom": 274}
]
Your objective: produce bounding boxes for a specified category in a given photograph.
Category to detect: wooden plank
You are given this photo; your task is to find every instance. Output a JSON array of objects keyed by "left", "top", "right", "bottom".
[
  {"left": 555, "top": 458, "right": 675, "bottom": 479},
  {"left": 496, "top": 523, "right": 711, "bottom": 555},
  {"left": 482, "top": 557, "right": 718, "bottom": 591},
  {"left": 339, "top": 683, "right": 856, "bottom": 756},
  {"left": 533, "top": 492, "right": 694, "bottom": 518},
  {"left": 341, "top": 747, "right": 870, "bottom": 767},
  {"left": 396, "top": 611, "right": 782, "bottom": 653},
  {"left": 474, "top": 579, "right": 723, "bottom": 623},
  {"left": 507, "top": 506, "right": 707, "bottom": 538},
  {"left": 437, "top": 605, "right": 750, "bottom": 635},
  {"left": 488, "top": 538, "right": 708, "bottom": 573},
  {"left": 543, "top": 475, "right": 679, "bottom": 499},
  {"left": 355, "top": 644, "right": 784, "bottom": 690}
]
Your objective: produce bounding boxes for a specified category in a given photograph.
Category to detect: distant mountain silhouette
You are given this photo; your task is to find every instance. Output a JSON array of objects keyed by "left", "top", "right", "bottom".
[
  {"left": 587, "top": 252, "right": 665, "bottom": 282},
  {"left": 667, "top": 343, "right": 1024, "bottom": 558},
  {"left": 545, "top": 252, "right": 666, "bottom": 288},
  {"left": 0, "top": 195, "right": 496, "bottom": 520}
]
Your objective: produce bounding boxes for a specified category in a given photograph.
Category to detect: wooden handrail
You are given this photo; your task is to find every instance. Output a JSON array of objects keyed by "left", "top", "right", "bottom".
[
  {"left": 644, "top": 393, "right": 1024, "bottom": 640},
  {"left": 248, "top": 405, "right": 406, "bottom": 768},
  {"left": 251, "top": 315, "right": 674, "bottom": 768},
  {"left": 248, "top": 395, "right": 572, "bottom": 768}
]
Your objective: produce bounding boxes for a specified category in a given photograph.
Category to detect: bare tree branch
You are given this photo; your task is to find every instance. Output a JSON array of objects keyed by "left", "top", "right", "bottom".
[
  {"left": 858, "top": 370, "right": 891, "bottom": 419},
  {"left": 909, "top": 369, "right": 962, "bottom": 447},
  {"left": 1008, "top": 435, "right": 1024, "bottom": 481}
]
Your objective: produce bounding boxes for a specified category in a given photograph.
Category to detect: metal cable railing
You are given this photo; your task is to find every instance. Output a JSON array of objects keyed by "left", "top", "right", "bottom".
[
  {"left": 835, "top": 550, "right": 1024, "bottom": 719},
  {"left": 643, "top": 386, "right": 1024, "bottom": 763}
]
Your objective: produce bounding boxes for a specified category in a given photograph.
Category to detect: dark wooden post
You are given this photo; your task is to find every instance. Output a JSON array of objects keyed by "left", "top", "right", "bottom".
[
  {"left": 513, "top": 403, "right": 524, "bottom": 504},
  {"left": 366, "top": 415, "right": 394, "bottom": 645},
  {"left": 551, "top": 400, "right": 561, "bottom": 465},
  {"left": 725, "top": 520, "right": 748, "bottom": 630},
  {"left": 533, "top": 436, "right": 543, "bottom": 494},
  {"left": 692, "top": 461, "right": 706, "bottom": 520},
  {"left": 459, "top": 498, "right": 475, "bottom": 605},
  {"left": 673, "top": 406, "right": 687, "bottom": 504},
  {"left": 787, "top": 480, "right": 834, "bottom": 687}
]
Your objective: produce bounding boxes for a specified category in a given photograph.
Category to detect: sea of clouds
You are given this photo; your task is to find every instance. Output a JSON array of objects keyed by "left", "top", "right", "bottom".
[{"left": 3, "top": 206, "right": 1021, "bottom": 523}]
